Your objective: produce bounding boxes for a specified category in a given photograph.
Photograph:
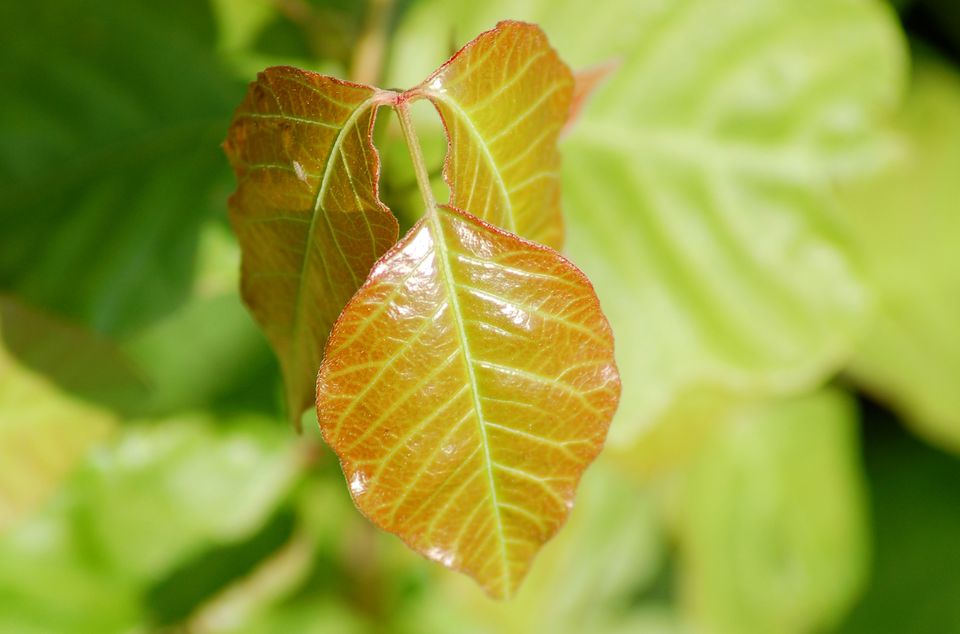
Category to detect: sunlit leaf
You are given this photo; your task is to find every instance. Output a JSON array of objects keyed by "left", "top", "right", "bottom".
[
  {"left": 842, "top": 53, "right": 960, "bottom": 454},
  {"left": 81, "top": 416, "right": 300, "bottom": 581},
  {"left": 223, "top": 66, "right": 400, "bottom": 422},
  {"left": 0, "top": 414, "right": 300, "bottom": 632},
  {"left": 409, "top": 21, "right": 573, "bottom": 249},
  {"left": 0, "top": 340, "right": 114, "bottom": 532},
  {"left": 316, "top": 204, "right": 619, "bottom": 598},
  {"left": 387, "top": 0, "right": 906, "bottom": 452},
  {"left": 402, "top": 461, "right": 663, "bottom": 634},
  {"left": 679, "top": 390, "right": 868, "bottom": 634}
]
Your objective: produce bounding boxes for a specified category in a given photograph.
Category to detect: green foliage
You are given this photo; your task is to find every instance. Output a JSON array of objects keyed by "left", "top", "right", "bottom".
[
  {"left": 0, "top": 0, "right": 241, "bottom": 335},
  {"left": 842, "top": 52, "right": 960, "bottom": 453},
  {"left": 1, "top": 0, "right": 958, "bottom": 631},
  {"left": 679, "top": 391, "right": 868, "bottom": 634},
  {"left": 387, "top": 0, "right": 908, "bottom": 448}
]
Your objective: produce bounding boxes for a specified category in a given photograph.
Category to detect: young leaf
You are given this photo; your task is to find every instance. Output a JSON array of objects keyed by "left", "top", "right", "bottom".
[
  {"left": 410, "top": 21, "right": 573, "bottom": 249},
  {"left": 387, "top": 0, "right": 906, "bottom": 453},
  {"left": 224, "top": 67, "right": 399, "bottom": 422},
  {"left": 316, "top": 203, "right": 620, "bottom": 599}
]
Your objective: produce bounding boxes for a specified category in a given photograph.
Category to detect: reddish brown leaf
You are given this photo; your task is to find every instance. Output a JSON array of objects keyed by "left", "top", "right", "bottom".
[
  {"left": 563, "top": 60, "right": 620, "bottom": 137},
  {"left": 316, "top": 204, "right": 620, "bottom": 598},
  {"left": 223, "top": 67, "right": 399, "bottom": 422},
  {"left": 408, "top": 21, "right": 574, "bottom": 249}
]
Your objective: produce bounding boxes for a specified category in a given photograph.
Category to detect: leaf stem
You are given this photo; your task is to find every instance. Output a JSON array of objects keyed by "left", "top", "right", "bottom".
[{"left": 394, "top": 99, "right": 438, "bottom": 216}]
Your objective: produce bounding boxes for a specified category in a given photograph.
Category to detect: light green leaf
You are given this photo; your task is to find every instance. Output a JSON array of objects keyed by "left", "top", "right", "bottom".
[
  {"left": 842, "top": 53, "right": 960, "bottom": 454},
  {"left": 387, "top": 0, "right": 906, "bottom": 450},
  {"left": 0, "top": 414, "right": 300, "bottom": 632},
  {"left": 0, "top": 338, "right": 114, "bottom": 532},
  {"left": 678, "top": 390, "right": 869, "bottom": 634},
  {"left": 122, "top": 291, "right": 277, "bottom": 416},
  {"left": 78, "top": 416, "right": 299, "bottom": 581}
]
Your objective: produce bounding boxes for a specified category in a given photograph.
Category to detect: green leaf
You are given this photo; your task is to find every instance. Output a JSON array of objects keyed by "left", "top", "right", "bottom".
[
  {"left": 841, "top": 53, "right": 960, "bottom": 454},
  {"left": 0, "top": 0, "right": 242, "bottom": 336},
  {"left": 76, "top": 416, "right": 300, "bottom": 581},
  {"left": 678, "top": 390, "right": 869, "bottom": 634},
  {"left": 0, "top": 414, "right": 300, "bottom": 632},
  {"left": 387, "top": 0, "right": 907, "bottom": 452},
  {"left": 0, "top": 295, "right": 148, "bottom": 411},
  {"left": 0, "top": 336, "right": 114, "bottom": 532}
]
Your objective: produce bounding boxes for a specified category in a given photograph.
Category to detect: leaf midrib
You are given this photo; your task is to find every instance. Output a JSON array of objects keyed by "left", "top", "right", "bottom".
[
  {"left": 395, "top": 98, "right": 511, "bottom": 594},
  {"left": 289, "top": 93, "right": 384, "bottom": 394},
  {"left": 426, "top": 207, "right": 512, "bottom": 594}
]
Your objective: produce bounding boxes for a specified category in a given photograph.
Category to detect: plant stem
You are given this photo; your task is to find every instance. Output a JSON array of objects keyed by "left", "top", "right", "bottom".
[{"left": 394, "top": 100, "right": 438, "bottom": 215}]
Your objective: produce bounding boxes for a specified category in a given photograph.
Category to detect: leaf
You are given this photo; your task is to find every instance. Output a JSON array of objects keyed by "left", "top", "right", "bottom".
[
  {"left": 0, "top": 340, "right": 114, "bottom": 532},
  {"left": 406, "top": 461, "right": 663, "bottom": 634},
  {"left": 386, "top": 0, "right": 906, "bottom": 450},
  {"left": 410, "top": 21, "right": 573, "bottom": 249},
  {"left": 0, "top": 295, "right": 148, "bottom": 411},
  {"left": 564, "top": 61, "right": 619, "bottom": 137},
  {"left": 841, "top": 53, "right": 960, "bottom": 454},
  {"left": 0, "top": 414, "right": 299, "bottom": 633},
  {"left": 223, "top": 66, "right": 399, "bottom": 422},
  {"left": 316, "top": 204, "right": 619, "bottom": 598},
  {"left": 0, "top": 0, "right": 241, "bottom": 335},
  {"left": 678, "top": 390, "right": 868, "bottom": 634},
  {"left": 77, "top": 415, "right": 299, "bottom": 581}
]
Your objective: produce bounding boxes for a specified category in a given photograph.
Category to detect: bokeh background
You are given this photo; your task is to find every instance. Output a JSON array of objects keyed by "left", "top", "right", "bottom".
[{"left": 2, "top": 0, "right": 959, "bottom": 632}]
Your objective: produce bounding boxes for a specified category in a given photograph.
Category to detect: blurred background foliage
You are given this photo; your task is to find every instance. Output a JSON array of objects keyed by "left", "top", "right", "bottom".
[{"left": 0, "top": 0, "right": 958, "bottom": 632}]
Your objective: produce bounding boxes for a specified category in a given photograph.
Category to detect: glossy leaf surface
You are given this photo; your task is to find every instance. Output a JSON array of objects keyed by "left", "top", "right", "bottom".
[
  {"left": 317, "top": 204, "right": 619, "bottom": 598},
  {"left": 387, "top": 0, "right": 905, "bottom": 451},
  {"left": 411, "top": 21, "right": 573, "bottom": 249},
  {"left": 224, "top": 67, "right": 399, "bottom": 421},
  {"left": 843, "top": 54, "right": 960, "bottom": 454}
]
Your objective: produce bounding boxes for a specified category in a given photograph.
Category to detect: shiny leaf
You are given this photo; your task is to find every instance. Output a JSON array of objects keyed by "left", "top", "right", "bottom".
[
  {"left": 223, "top": 66, "right": 399, "bottom": 421},
  {"left": 409, "top": 461, "right": 663, "bottom": 634},
  {"left": 842, "top": 53, "right": 960, "bottom": 454},
  {"left": 410, "top": 21, "right": 573, "bottom": 249},
  {"left": 386, "top": 0, "right": 906, "bottom": 453},
  {"left": 316, "top": 204, "right": 619, "bottom": 598}
]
